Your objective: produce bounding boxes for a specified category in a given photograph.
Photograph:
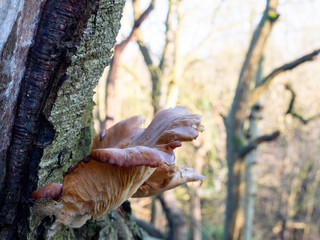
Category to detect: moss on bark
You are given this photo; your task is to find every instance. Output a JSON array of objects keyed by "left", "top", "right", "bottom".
[{"left": 38, "top": 0, "right": 125, "bottom": 185}]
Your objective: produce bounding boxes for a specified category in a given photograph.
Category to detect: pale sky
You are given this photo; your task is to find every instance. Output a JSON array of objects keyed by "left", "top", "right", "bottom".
[{"left": 117, "top": 0, "right": 320, "bottom": 65}]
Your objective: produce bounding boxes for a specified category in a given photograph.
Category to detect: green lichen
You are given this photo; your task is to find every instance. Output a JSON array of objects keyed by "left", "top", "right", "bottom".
[
  {"left": 29, "top": 0, "right": 126, "bottom": 239},
  {"left": 50, "top": 226, "right": 76, "bottom": 240},
  {"left": 232, "top": 135, "right": 246, "bottom": 148},
  {"left": 127, "top": 215, "right": 145, "bottom": 239},
  {"left": 98, "top": 215, "right": 121, "bottom": 240},
  {"left": 267, "top": 9, "right": 279, "bottom": 22},
  {"left": 38, "top": 0, "right": 126, "bottom": 188}
]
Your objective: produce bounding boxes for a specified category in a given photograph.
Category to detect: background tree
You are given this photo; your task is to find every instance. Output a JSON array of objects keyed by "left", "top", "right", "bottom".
[
  {"left": 223, "top": 0, "right": 320, "bottom": 239},
  {"left": 224, "top": 1, "right": 280, "bottom": 238}
]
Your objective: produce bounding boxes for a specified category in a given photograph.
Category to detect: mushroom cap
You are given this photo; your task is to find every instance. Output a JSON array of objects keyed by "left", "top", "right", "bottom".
[
  {"left": 60, "top": 141, "right": 180, "bottom": 218},
  {"left": 90, "top": 141, "right": 181, "bottom": 167},
  {"left": 32, "top": 183, "right": 62, "bottom": 201},
  {"left": 61, "top": 159, "right": 154, "bottom": 218},
  {"left": 129, "top": 106, "right": 204, "bottom": 148},
  {"left": 132, "top": 164, "right": 205, "bottom": 198},
  {"left": 91, "top": 115, "right": 144, "bottom": 150}
]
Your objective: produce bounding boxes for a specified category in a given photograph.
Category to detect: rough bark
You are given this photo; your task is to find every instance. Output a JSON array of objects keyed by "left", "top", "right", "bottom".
[
  {"left": 224, "top": 1, "right": 279, "bottom": 239},
  {"left": 0, "top": 0, "right": 140, "bottom": 239}
]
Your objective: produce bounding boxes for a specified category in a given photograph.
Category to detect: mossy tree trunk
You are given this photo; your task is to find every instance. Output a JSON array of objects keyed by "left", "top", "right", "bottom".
[{"left": 0, "top": 0, "right": 145, "bottom": 239}]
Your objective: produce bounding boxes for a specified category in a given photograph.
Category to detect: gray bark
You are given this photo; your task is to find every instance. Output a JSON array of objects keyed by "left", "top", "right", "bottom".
[
  {"left": 0, "top": 0, "right": 45, "bottom": 196},
  {"left": 243, "top": 57, "right": 264, "bottom": 240}
]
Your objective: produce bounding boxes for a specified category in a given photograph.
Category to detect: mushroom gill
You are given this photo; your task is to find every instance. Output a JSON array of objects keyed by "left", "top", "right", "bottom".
[{"left": 32, "top": 106, "right": 204, "bottom": 239}]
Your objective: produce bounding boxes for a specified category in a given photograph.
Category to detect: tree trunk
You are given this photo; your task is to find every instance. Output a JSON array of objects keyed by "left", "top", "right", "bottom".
[
  {"left": 243, "top": 57, "right": 264, "bottom": 240},
  {"left": 0, "top": 1, "right": 148, "bottom": 239},
  {"left": 224, "top": 1, "right": 279, "bottom": 240},
  {"left": 190, "top": 142, "right": 209, "bottom": 240},
  {"left": 158, "top": 193, "right": 187, "bottom": 240},
  {"left": 244, "top": 57, "right": 263, "bottom": 240}
]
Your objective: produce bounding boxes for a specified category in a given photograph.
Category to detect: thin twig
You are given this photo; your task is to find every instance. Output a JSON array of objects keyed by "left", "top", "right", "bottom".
[
  {"left": 238, "top": 131, "right": 280, "bottom": 157},
  {"left": 219, "top": 113, "right": 228, "bottom": 128},
  {"left": 285, "top": 84, "right": 320, "bottom": 125},
  {"left": 249, "top": 49, "right": 320, "bottom": 106},
  {"left": 116, "top": 1, "right": 154, "bottom": 51}
]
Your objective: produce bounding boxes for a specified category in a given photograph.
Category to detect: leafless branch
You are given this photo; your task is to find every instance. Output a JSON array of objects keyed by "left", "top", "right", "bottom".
[
  {"left": 120, "top": 62, "right": 153, "bottom": 102},
  {"left": 239, "top": 131, "right": 280, "bottom": 158},
  {"left": 137, "top": 39, "right": 154, "bottom": 65},
  {"left": 116, "top": 1, "right": 154, "bottom": 52},
  {"left": 284, "top": 84, "right": 296, "bottom": 114},
  {"left": 157, "top": 194, "right": 186, "bottom": 240},
  {"left": 249, "top": 49, "right": 320, "bottom": 105},
  {"left": 103, "top": 1, "right": 155, "bottom": 128},
  {"left": 133, "top": 217, "right": 164, "bottom": 239},
  {"left": 285, "top": 84, "right": 320, "bottom": 124},
  {"left": 219, "top": 112, "right": 228, "bottom": 128}
]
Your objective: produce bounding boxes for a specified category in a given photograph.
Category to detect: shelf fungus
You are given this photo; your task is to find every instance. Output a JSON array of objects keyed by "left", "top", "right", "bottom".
[{"left": 32, "top": 106, "right": 205, "bottom": 239}]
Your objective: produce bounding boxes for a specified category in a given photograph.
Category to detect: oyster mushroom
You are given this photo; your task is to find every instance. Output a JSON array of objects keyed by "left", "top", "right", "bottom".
[
  {"left": 132, "top": 164, "right": 205, "bottom": 198},
  {"left": 32, "top": 106, "right": 204, "bottom": 239},
  {"left": 32, "top": 183, "right": 62, "bottom": 201}
]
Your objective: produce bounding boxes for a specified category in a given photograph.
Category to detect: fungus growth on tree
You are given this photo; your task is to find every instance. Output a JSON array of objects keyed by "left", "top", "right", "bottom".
[{"left": 32, "top": 106, "right": 205, "bottom": 239}]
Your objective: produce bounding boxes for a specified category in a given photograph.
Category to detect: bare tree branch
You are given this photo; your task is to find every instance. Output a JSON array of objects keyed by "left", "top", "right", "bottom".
[
  {"left": 219, "top": 112, "right": 228, "bottom": 128},
  {"left": 249, "top": 49, "right": 320, "bottom": 106},
  {"left": 238, "top": 131, "right": 280, "bottom": 158},
  {"left": 157, "top": 194, "right": 186, "bottom": 240},
  {"left": 133, "top": 217, "right": 164, "bottom": 239},
  {"left": 136, "top": 0, "right": 178, "bottom": 113},
  {"left": 102, "top": 1, "right": 154, "bottom": 128},
  {"left": 285, "top": 84, "right": 320, "bottom": 124},
  {"left": 117, "top": 0, "right": 155, "bottom": 52},
  {"left": 284, "top": 84, "right": 296, "bottom": 115}
]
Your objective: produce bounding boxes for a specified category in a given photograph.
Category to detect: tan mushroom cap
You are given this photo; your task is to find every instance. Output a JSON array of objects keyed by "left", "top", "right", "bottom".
[
  {"left": 91, "top": 115, "right": 144, "bottom": 150},
  {"left": 32, "top": 183, "right": 62, "bottom": 201},
  {"left": 132, "top": 164, "right": 205, "bottom": 198},
  {"left": 90, "top": 141, "right": 181, "bottom": 167},
  {"left": 61, "top": 159, "right": 154, "bottom": 219},
  {"left": 129, "top": 106, "right": 204, "bottom": 148}
]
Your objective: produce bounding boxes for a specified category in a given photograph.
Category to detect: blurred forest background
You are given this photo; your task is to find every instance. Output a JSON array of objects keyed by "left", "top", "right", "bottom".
[{"left": 93, "top": 0, "right": 320, "bottom": 239}]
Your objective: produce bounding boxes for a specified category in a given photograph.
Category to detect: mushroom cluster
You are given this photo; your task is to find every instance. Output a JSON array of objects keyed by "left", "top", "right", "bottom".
[{"left": 32, "top": 106, "right": 205, "bottom": 239}]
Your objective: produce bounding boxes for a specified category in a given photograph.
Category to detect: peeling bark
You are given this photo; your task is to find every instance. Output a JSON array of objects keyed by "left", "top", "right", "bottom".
[{"left": 0, "top": 0, "right": 45, "bottom": 203}]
